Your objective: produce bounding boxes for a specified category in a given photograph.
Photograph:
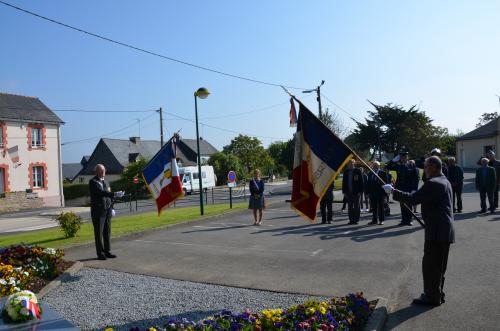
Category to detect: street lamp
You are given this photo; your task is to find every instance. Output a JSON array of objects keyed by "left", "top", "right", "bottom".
[
  {"left": 194, "top": 87, "right": 210, "bottom": 215},
  {"left": 302, "top": 80, "right": 325, "bottom": 117}
]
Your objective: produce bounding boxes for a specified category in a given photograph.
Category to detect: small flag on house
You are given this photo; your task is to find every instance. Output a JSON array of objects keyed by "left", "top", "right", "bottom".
[
  {"left": 8, "top": 145, "right": 19, "bottom": 163},
  {"left": 289, "top": 97, "right": 297, "bottom": 127},
  {"left": 142, "top": 139, "right": 184, "bottom": 215},
  {"left": 291, "top": 101, "right": 353, "bottom": 222}
]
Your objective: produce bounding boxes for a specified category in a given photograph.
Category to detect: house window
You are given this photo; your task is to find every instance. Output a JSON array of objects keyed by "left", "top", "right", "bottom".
[
  {"left": 31, "top": 127, "right": 43, "bottom": 148},
  {"left": 32, "top": 166, "right": 44, "bottom": 188},
  {"left": 0, "top": 126, "right": 4, "bottom": 147},
  {"left": 79, "top": 177, "right": 84, "bottom": 183},
  {"left": 0, "top": 122, "right": 5, "bottom": 148}
]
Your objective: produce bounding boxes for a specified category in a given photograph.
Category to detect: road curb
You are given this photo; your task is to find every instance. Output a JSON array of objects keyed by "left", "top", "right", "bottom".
[
  {"left": 37, "top": 261, "right": 84, "bottom": 299},
  {"left": 364, "top": 297, "right": 388, "bottom": 331}
]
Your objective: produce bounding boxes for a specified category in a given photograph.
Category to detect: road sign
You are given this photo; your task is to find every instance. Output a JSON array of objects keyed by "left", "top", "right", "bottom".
[
  {"left": 133, "top": 176, "right": 139, "bottom": 184},
  {"left": 227, "top": 171, "right": 236, "bottom": 183},
  {"left": 227, "top": 182, "right": 236, "bottom": 188}
]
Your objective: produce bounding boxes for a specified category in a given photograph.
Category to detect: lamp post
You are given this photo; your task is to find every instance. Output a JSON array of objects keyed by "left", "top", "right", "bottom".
[
  {"left": 302, "top": 80, "right": 325, "bottom": 117},
  {"left": 194, "top": 87, "right": 210, "bottom": 215}
]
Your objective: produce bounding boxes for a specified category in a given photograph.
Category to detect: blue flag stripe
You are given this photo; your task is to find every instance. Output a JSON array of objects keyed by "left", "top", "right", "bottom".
[
  {"left": 143, "top": 141, "right": 175, "bottom": 184},
  {"left": 299, "top": 103, "right": 352, "bottom": 171}
]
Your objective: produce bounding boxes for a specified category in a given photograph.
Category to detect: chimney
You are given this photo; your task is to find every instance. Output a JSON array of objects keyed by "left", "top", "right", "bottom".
[{"left": 129, "top": 137, "right": 140, "bottom": 144}]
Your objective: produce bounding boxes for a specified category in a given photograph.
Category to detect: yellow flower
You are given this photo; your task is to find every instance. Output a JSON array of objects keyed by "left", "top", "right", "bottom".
[
  {"left": 104, "top": 328, "right": 114, "bottom": 331},
  {"left": 147, "top": 328, "right": 157, "bottom": 331}
]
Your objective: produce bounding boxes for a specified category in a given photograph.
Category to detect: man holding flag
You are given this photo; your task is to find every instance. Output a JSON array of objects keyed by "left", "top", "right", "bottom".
[{"left": 142, "top": 136, "right": 184, "bottom": 214}]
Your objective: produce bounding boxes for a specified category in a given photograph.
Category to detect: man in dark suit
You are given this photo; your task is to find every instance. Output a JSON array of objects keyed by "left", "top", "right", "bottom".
[
  {"left": 342, "top": 159, "right": 364, "bottom": 224},
  {"left": 486, "top": 151, "right": 500, "bottom": 209},
  {"left": 447, "top": 157, "right": 464, "bottom": 213},
  {"left": 387, "top": 151, "right": 419, "bottom": 226},
  {"left": 475, "top": 158, "right": 496, "bottom": 214},
  {"left": 367, "top": 161, "right": 389, "bottom": 225},
  {"left": 384, "top": 156, "right": 455, "bottom": 306},
  {"left": 89, "top": 164, "right": 124, "bottom": 260},
  {"left": 320, "top": 183, "right": 334, "bottom": 224}
]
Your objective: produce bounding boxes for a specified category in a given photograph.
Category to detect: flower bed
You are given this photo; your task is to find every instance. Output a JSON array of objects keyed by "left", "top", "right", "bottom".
[
  {"left": 105, "top": 293, "right": 373, "bottom": 331},
  {"left": 0, "top": 244, "right": 71, "bottom": 297}
]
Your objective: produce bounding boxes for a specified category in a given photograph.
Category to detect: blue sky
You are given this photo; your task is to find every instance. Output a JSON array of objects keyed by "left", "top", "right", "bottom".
[{"left": 1, "top": 1, "right": 499, "bottom": 162}]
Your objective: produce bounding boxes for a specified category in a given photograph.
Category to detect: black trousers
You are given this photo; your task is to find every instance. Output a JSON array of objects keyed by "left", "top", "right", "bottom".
[
  {"left": 371, "top": 195, "right": 385, "bottom": 223},
  {"left": 422, "top": 241, "right": 450, "bottom": 303},
  {"left": 91, "top": 208, "right": 112, "bottom": 257},
  {"left": 494, "top": 184, "right": 499, "bottom": 209},
  {"left": 400, "top": 203, "right": 413, "bottom": 224},
  {"left": 320, "top": 199, "right": 333, "bottom": 223},
  {"left": 480, "top": 189, "right": 494, "bottom": 212},
  {"left": 452, "top": 183, "right": 463, "bottom": 211},
  {"left": 347, "top": 193, "right": 361, "bottom": 223}
]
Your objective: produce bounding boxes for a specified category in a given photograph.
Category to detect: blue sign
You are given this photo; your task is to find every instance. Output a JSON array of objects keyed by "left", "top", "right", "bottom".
[{"left": 227, "top": 171, "right": 236, "bottom": 183}]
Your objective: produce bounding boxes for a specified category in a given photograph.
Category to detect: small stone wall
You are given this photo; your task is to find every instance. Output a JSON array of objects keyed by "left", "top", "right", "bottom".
[{"left": 0, "top": 191, "right": 44, "bottom": 213}]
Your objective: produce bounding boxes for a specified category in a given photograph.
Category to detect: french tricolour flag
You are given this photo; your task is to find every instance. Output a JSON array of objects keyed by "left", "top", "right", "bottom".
[
  {"left": 142, "top": 139, "right": 184, "bottom": 215},
  {"left": 291, "top": 102, "right": 353, "bottom": 222}
]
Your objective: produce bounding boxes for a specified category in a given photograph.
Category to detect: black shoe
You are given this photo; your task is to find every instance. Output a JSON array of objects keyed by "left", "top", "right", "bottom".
[
  {"left": 453, "top": 209, "right": 457, "bottom": 213},
  {"left": 97, "top": 255, "right": 107, "bottom": 260},
  {"left": 321, "top": 221, "right": 326, "bottom": 224},
  {"left": 327, "top": 221, "right": 332, "bottom": 224},
  {"left": 479, "top": 209, "right": 487, "bottom": 214},
  {"left": 104, "top": 253, "right": 117, "bottom": 258},
  {"left": 368, "top": 221, "right": 377, "bottom": 225},
  {"left": 412, "top": 294, "right": 440, "bottom": 307},
  {"left": 456, "top": 210, "right": 462, "bottom": 213},
  {"left": 408, "top": 222, "right": 413, "bottom": 226},
  {"left": 378, "top": 221, "right": 384, "bottom": 225}
]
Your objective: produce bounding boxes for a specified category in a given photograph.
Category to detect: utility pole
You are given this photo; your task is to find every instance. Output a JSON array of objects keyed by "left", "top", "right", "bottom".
[
  {"left": 302, "top": 80, "right": 325, "bottom": 117},
  {"left": 158, "top": 107, "right": 164, "bottom": 147}
]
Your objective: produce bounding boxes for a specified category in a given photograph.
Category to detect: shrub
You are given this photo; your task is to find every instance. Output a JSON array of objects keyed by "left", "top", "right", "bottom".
[
  {"left": 54, "top": 212, "right": 82, "bottom": 238},
  {"left": 63, "top": 183, "right": 89, "bottom": 200}
]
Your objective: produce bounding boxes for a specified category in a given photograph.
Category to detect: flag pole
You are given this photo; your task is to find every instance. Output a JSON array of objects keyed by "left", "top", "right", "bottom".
[{"left": 282, "top": 86, "right": 425, "bottom": 228}]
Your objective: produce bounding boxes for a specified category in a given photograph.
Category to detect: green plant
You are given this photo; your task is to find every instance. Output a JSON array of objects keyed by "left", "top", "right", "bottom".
[
  {"left": 54, "top": 212, "right": 82, "bottom": 238},
  {"left": 63, "top": 183, "right": 89, "bottom": 200}
]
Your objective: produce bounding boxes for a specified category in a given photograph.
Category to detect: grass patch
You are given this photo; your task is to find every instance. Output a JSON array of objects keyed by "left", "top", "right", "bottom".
[{"left": 0, "top": 203, "right": 247, "bottom": 249}]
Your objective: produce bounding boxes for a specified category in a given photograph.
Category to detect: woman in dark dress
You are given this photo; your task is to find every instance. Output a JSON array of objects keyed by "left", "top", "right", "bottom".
[{"left": 249, "top": 169, "right": 265, "bottom": 225}]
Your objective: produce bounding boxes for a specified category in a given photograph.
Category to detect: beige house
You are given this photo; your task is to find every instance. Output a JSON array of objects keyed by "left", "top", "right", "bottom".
[
  {"left": 0, "top": 93, "right": 64, "bottom": 211},
  {"left": 456, "top": 118, "right": 499, "bottom": 169}
]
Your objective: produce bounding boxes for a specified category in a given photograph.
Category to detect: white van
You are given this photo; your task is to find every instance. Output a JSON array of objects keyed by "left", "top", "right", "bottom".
[{"left": 179, "top": 165, "right": 216, "bottom": 194}]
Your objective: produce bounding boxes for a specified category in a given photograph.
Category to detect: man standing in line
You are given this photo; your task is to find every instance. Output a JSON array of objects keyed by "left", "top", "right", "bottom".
[
  {"left": 475, "top": 158, "right": 496, "bottom": 214},
  {"left": 387, "top": 151, "right": 417, "bottom": 226},
  {"left": 447, "top": 157, "right": 464, "bottom": 213},
  {"left": 367, "top": 161, "right": 389, "bottom": 225},
  {"left": 486, "top": 150, "right": 500, "bottom": 210},
  {"left": 342, "top": 159, "right": 364, "bottom": 225},
  {"left": 383, "top": 156, "right": 455, "bottom": 306},
  {"left": 320, "top": 183, "right": 334, "bottom": 224},
  {"left": 89, "top": 164, "right": 124, "bottom": 260}
]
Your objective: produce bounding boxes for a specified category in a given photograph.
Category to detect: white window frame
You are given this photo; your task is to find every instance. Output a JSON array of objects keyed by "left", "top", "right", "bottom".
[
  {"left": 31, "top": 127, "right": 43, "bottom": 148},
  {"left": 33, "top": 166, "right": 44, "bottom": 188}
]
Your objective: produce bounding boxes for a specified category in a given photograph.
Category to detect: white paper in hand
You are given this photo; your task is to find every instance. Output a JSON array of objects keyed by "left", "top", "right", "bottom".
[
  {"left": 383, "top": 184, "right": 394, "bottom": 194},
  {"left": 111, "top": 209, "right": 116, "bottom": 217},
  {"left": 392, "top": 155, "right": 401, "bottom": 162}
]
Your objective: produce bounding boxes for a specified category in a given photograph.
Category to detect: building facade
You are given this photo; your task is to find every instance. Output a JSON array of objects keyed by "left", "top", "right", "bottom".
[
  {"left": 456, "top": 118, "right": 499, "bottom": 169},
  {"left": 0, "top": 93, "right": 64, "bottom": 211}
]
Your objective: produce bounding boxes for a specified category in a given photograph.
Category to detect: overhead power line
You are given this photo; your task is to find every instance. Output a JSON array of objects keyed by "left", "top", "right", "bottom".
[
  {"left": 320, "top": 93, "right": 364, "bottom": 123},
  {"left": 61, "top": 112, "right": 156, "bottom": 145},
  {"left": 0, "top": 0, "right": 308, "bottom": 90},
  {"left": 1, "top": 106, "right": 157, "bottom": 113},
  {"left": 163, "top": 111, "right": 288, "bottom": 141}
]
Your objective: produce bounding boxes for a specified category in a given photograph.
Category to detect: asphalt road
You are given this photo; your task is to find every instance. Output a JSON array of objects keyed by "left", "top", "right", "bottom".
[
  {"left": 0, "top": 181, "right": 291, "bottom": 234},
  {"left": 62, "top": 171, "right": 500, "bottom": 330}
]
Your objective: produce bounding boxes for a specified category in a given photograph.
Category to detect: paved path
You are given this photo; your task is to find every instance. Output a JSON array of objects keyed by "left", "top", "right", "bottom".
[{"left": 61, "top": 172, "right": 500, "bottom": 330}]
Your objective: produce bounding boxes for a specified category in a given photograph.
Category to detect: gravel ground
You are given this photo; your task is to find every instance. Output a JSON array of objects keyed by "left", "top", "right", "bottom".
[{"left": 43, "top": 267, "right": 327, "bottom": 331}]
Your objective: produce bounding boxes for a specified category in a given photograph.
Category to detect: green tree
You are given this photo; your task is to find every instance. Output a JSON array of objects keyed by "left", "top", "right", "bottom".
[
  {"left": 350, "top": 102, "right": 448, "bottom": 159},
  {"left": 267, "top": 138, "right": 296, "bottom": 178},
  {"left": 222, "top": 134, "right": 274, "bottom": 176},
  {"left": 476, "top": 112, "right": 498, "bottom": 128},
  {"left": 114, "top": 157, "right": 150, "bottom": 197},
  {"left": 208, "top": 152, "right": 244, "bottom": 185}
]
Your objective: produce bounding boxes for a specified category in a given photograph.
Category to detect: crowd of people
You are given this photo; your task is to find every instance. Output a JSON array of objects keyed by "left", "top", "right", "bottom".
[{"left": 320, "top": 148, "right": 468, "bottom": 226}]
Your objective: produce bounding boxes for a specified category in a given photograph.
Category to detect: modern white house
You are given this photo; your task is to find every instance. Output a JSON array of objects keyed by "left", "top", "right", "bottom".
[{"left": 0, "top": 92, "right": 64, "bottom": 212}]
